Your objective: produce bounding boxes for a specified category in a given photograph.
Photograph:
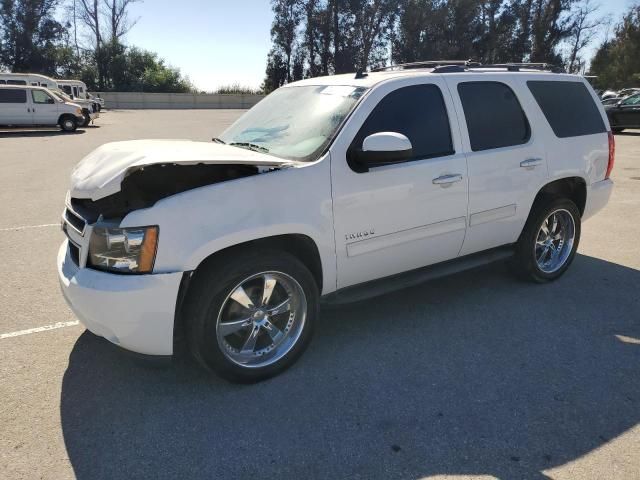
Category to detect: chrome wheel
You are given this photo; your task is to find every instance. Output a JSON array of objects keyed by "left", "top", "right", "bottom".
[
  {"left": 216, "top": 271, "right": 307, "bottom": 368},
  {"left": 534, "top": 209, "right": 575, "bottom": 273},
  {"left": 63, "top": 119, "right": 75, "bottom": 130}
]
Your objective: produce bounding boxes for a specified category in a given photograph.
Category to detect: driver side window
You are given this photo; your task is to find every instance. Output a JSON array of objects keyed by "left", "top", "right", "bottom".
[
  {"left": 31, "top": 90, "right": 54, "bottom": 104},
  {"left": 349, "top": 84, "right": 454, "bottom": 170}
]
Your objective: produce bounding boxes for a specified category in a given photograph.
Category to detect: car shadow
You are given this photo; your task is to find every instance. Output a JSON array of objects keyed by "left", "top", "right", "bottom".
[
  {"left": 615, "top": 130, "right": 640, "bottom": 136},
  {"left": 60, "top": 254, "right": 640, "bottom": 479},
  {"left": 0, "top": 129, "right": 86, "bottom": 137}
]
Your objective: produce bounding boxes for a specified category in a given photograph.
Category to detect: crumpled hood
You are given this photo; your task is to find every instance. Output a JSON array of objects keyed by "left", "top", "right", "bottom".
[{"left": 70, "top": 139, "right": 294, "bottom": 200}]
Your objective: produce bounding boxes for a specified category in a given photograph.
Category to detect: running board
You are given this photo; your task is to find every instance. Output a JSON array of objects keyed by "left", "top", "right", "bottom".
[{"left": 322, "top": 246, "right": 514, "bottom": 305}]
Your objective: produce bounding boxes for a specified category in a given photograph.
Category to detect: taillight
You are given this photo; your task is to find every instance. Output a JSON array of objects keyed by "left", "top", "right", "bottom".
[{"left": 606, "top": 131, "right": 615, "bottom": 179}]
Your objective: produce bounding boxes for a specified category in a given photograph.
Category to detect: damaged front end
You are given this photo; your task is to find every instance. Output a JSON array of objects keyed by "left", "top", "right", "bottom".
[{"left": 69, "top": 162, "right": 262, "bottom": 221}]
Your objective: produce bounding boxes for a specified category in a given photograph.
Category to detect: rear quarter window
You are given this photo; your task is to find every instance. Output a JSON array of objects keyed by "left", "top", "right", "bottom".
[
  {"left": 0, "top": 89, "right": 27, "bottom": 103},
  {"left": 527, "top": 81, "right": 606, "bottom": 138}
]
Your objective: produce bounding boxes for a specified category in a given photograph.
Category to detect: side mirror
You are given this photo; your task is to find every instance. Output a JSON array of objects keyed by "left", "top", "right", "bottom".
[{"left": 348, "top": 132, "right": 413, "bottom": 173}]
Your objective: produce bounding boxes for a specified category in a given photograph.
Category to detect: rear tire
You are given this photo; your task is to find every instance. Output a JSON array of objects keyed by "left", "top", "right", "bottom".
[
  {"left": 184, "top": 249, "right": 319, "bottom": 383},
  {"left": 59, "top": 116, "right": 77, "bottom": 132},
  {"left": 512, "top": 197, "right": 581, "bottom": 283},
  {"left": 612, "top": 127, "right": 624, "bottom": 133}
]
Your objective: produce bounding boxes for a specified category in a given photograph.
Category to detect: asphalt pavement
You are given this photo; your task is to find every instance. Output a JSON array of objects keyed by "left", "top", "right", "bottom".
[{"left": 1, "top": 111, "right": 638, "bottom": 480}]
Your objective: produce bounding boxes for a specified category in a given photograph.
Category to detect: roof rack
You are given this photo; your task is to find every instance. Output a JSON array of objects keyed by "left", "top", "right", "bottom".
[
  {"left": 371, "top": 60, "right": 565, "bottom": 74},
  {"left": 371, "top": 59, "right": 480, "bottom": 72}
]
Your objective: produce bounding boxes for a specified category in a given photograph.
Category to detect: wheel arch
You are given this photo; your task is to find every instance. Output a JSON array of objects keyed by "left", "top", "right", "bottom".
[
  {"left": 172, "top": 233, "right": 324, "bottom": 353},
  {"left": 532, "top": 177, "right": 587, "bottom": 216},
  {"left": 57, "top": 113, "right": 75, "bottom": 125}
]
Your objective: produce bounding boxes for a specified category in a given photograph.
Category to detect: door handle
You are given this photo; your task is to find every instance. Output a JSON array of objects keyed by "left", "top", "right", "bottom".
[
  {"left": 520, "top": 158, "right": 543, "bottom": 169},
  {"left": 433, "top": 174, "right": 463, "bottom": 186}
]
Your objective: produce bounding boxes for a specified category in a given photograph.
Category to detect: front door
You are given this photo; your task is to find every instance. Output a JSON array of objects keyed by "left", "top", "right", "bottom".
[
  {"left": 330, "top": 79, "right": 469, "bottom": 289},
  {"left": 30, "top": 89, "right": 59, "bottom": 125}
]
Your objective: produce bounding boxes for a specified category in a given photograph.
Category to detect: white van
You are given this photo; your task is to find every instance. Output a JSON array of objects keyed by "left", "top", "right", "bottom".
[
  {"left": 0, "top": 85, "right": 85, "bottom": 131},
  {"left": 58, "top": 79, "right": 105, "bottom": 111},
  {"left": 0, "top": 73, "right": 99, "bottom": 126}
]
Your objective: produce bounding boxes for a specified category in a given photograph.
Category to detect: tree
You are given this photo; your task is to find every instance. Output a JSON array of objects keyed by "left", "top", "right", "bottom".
[
  {"left": 270, "top": 0, "right": 303, "bottom": 83},
  {"left": 104, "top": 0, "right": 140, "bottom": 41},
  {"left": 589, "top": 4, "right": 640, "bottom": 89},
  {"left": 76, "top": 0, "right": 104, "bottom": 86},
  {"left": 565, "top": 0, "right": 605, "bottom": 73},
  {"left": 0, "top": 0, "right": 66, "bottom": 74}
]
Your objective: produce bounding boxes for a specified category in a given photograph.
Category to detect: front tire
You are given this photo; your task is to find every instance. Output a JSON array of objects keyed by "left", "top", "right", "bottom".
[
  {"left": 184, "top": 250, "right": 319, "bottom": 383},
  {"left": 59, "top": 116, "right": 77, "bottom": 132},
  {"left": 512, "top": 198, "right": 581, "bottom": 283}
]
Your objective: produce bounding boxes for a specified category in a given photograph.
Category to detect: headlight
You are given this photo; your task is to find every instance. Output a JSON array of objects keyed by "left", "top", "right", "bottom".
[
  {"left": 75, "top": 108, "right": 82, "bottom": 115},
  {"left": 88, "top": 226, "right": 159, "bottom": 274}
]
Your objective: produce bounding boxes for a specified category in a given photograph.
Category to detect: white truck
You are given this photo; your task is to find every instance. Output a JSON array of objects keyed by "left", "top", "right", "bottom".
[
  {"left": 58, "top": 62, "right": 614, "bottom": 382},
  {"left": 0, "top": 85, "right": 85, "bottom": 131},
  {"left": 0, "top": 73, "right": 99, "bottom": 126}
]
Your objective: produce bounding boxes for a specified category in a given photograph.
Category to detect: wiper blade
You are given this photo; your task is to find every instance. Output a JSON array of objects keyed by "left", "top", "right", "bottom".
[
  {"left": 229, "top": 142, "right": 269, "bottom": 153},
  {"left": 211, "top": 137, "right": 226, "bottom": 144}
]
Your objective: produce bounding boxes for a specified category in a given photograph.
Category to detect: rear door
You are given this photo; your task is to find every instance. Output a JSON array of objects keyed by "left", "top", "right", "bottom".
[
  {"left": 0, "top": 89, "right": 32, "bottom": 125},
  {"left": 444, "top": 76, "right": 548, "bottom": 256},
  {"left": 30, "top": 89, "right": 59, "bottom": 125}
]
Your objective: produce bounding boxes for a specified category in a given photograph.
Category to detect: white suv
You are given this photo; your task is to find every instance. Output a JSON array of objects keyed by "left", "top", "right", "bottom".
[
  {"left": 58, "top": 62, "right": 614, "bottom": 382},
  {"left": 0, "top": 85, "right": 85, "bottom": 131}
]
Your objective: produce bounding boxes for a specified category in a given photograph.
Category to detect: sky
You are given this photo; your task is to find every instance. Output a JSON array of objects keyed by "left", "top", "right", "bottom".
[{"left": 120, "top": 0, "right": 633, "bottom": 92}]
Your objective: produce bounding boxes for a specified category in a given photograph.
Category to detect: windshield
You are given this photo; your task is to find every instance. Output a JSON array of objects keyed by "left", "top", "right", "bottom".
[
  {"left": 51, "top": 88, "right": 73, "bottom": 102},
  {"left": 219, "top": 85, "right": 367, "bottom": 162},
  {"left": 49, "top": 90, "right": 66, "bottom": 103}
]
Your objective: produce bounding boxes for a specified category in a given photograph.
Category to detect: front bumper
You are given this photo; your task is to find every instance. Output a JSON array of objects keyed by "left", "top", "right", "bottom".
[
  {"left": 583, "top": 178, "right": 614, "bottom": 221},
  {"left": 57, "top": 240, "right": 182, "bottom": 356}
]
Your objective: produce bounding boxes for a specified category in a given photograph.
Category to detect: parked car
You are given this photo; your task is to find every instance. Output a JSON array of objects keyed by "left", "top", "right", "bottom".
[
  {"left": 58, "top": 62, "right": 614, "bottom": 382},
  {"left": 601, "top": 89, "right": 619, "bottom": 100},
  {"left": 616, "top": 88, "right": 640, "bottom": 98},
  {"left": 0, "top": 73, "right": 99, "bottom": 126},
  {"left": 87, "top": 92, "right": 105, "bottom": 110},
  {"left": 602, "top": 96, "right": 623, "bottom": 106},
  {"left": 0, "top": 85, "right": 85, "bottom": 131},
  {"left": 605, "top": 92, "right": 640, "bottom": 132}
]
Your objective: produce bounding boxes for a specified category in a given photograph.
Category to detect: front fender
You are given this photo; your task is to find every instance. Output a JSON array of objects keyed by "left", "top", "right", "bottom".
[{"left": 120, "top": 155, "right": 337, "bottom": 294}]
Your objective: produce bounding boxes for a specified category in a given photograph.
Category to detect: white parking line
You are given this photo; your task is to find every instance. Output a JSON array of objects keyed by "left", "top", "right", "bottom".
[
  {"left": 0, "top": 321, "right": 80, "bottom": 339},
  {"left": 0, "top": 223, "right": 59, "bottom": 232}
]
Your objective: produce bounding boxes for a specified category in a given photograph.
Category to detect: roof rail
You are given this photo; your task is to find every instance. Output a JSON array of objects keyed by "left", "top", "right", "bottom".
[
  {"left": 372, "top": 60, "right": 565, "bottom": 74},
  {"left": 371, "top": 59, "right": 480, "bottom": 72}
]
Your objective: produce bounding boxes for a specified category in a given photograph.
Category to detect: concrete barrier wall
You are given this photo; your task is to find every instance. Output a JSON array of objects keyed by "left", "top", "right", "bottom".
[{"left": 96, "top": 92, "right": 265, "bottom": 109}]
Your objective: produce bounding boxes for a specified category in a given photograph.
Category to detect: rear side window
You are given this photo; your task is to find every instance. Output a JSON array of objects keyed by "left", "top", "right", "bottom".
[
  {"left": 352, "top": 84, "right": 454, "bottom": 164},
  {"left": 527, "top": 81, "right": 606, "bottom": 138},
  {"left": 458, "top": 82, "right": 530, "bottom": 151},
  {"left": 0, "top": 89, "right": 27, "bottom": 103}
]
